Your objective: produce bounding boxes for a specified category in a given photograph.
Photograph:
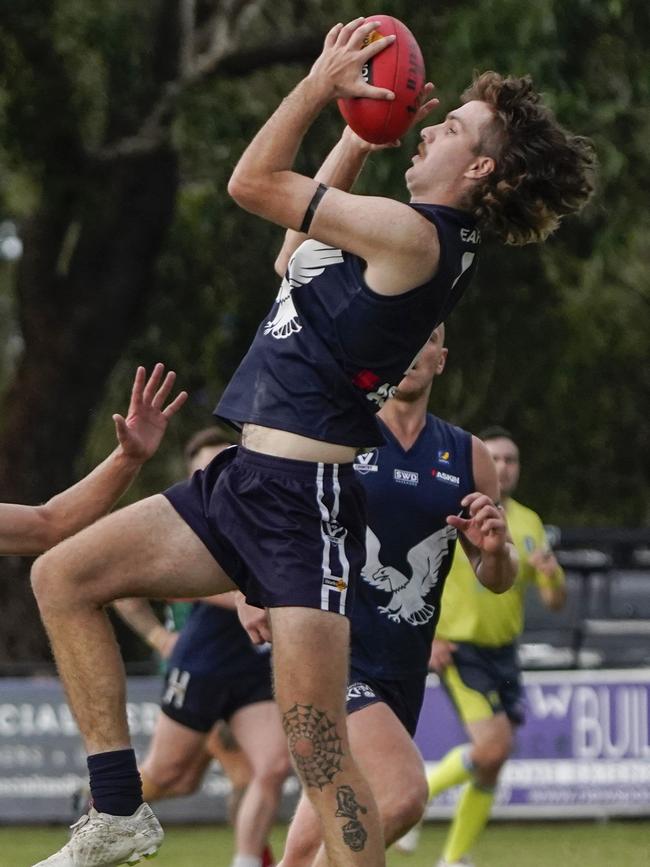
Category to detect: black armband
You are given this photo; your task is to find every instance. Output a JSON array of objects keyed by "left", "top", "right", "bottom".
[{"left": 299, "top": 183, "right": 329, "bottom": 234}]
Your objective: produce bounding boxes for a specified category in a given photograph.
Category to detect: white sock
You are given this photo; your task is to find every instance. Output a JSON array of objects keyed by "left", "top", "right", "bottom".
[{"left": 231, "top": 856, "right": 262, "bottom": 867}]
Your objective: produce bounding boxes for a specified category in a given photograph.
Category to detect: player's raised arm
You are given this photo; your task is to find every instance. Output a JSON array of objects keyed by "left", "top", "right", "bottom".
[
  {"left": 274, "top": 85, "right": 438, "bottom": 276},
  {"left": 0, "top": 364, "right": 187, "bottom": 556},
  {"left": 228, "top": 18, "right": 442, "bottom": 295},
  {"left": 529, "top": 543, "right": 566, "bottom": 611},
  {"left": 447, "top": 435, "right": 518, "bottom": 594}
]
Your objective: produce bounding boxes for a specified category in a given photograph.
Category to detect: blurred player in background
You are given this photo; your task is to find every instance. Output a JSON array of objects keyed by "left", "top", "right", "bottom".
[
  {"left": 114, "top": 427, "right": 287, "bottom": 867},
  {"left": 241, "top": 325, "right": 517, "bottom": 867},
  {"left": 31, "top": 17, "right": 593, "bottom": 867},
  {"left": 0, "top": 364, "right": 185, "bottom": 556},
  {"left": 402, "top": 426, "right": 565, "bottom": 867}
]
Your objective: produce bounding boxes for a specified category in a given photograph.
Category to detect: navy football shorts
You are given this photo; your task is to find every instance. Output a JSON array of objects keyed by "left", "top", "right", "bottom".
[
  {"left": 164, "top": 445, "right": 366, "bottom": 617},
  {"left": 345, "top": 667, "right": 426, "bottom": 736},
  {"left": 160, "top": 655, "right": 274, "bottom": 732},
  {"left": 440, "top": 641, "right": 525, "bottom": 726}
]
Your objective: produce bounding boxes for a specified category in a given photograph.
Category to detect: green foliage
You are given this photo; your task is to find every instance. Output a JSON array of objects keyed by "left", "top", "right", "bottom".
[{"left": 2, "top": 0, "right": 649, "bottom": 522}]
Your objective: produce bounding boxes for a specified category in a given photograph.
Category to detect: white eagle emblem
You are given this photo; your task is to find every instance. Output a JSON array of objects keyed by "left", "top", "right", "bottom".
[
  {"left": 264, "top": 240, "right": 343, "bottom": 339},
  {"left": 362, "top": 525, "right": 456, "bottom": 625}
]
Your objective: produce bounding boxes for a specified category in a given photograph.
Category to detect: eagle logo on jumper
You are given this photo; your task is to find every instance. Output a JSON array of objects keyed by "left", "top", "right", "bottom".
[
  {"left": 264, "top": 240, "right": 344, "bottom": 339},
  {"left": 362, "top": 524, "right": 456, "bottom": 625}
]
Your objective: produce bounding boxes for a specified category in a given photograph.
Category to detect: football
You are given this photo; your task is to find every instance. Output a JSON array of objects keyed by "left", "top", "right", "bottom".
[{"left": 338, "top": 15, "right": 425, "bottom": 145}]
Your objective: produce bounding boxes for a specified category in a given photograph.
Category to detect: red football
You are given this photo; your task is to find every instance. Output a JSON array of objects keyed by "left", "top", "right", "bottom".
[{"left": 337, "top": 15, "right": 426, "bottom": 145}]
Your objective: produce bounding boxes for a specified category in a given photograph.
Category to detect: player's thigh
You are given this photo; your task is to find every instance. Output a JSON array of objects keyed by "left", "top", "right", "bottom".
[
  {"left": 33, "top": 494, "right": 236, "bottom": 606},
  {"left": 348, "top": 702, "right": 427, "bottom": 808},
  {"left": 141, "top": 711, "right": 210, "bottom": 788},
  {"left": 230, "top": 700, "right": 290, "bottom": 776},
  {"left": 280, "top": 792, "right": 321, "bottom": 867},
  {"left": 270, "top": 606, "right": 350, "bottom": 714}
]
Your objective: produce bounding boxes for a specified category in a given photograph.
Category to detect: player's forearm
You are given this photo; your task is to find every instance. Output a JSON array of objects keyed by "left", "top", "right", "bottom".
[
  {"left": 474, "top": 542, "right": 518, "bottom": 594},
  {"left": 38, "top": 447, "right": 142, "bottom": 548},
  {"left": 0, "top": 447, "right": 142, "bottom": 556},
  {"left": 275, "top": 128, "right": 371, "bottom": 274},
  {"left": 199, "top": 591, "right": 238, "bottom": 610},
  {"left": 228, "top": 76, "right": 331, "bottom": 219},
  {"left": 539, "top": 582, "right": 567, "bottom": 611},
  {"left": 113, "top": 598, "right": 168, "bottom": 647}
]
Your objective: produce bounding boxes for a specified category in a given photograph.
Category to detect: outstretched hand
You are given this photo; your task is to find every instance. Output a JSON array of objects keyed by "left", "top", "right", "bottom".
[
  {"left": 447, "top": 492, "right": 509, "bottom": 555},
  {"left": 113, "top": 364, "right": 188, "bottom": 463},
  {"left": 236, "top": 594, "right": 272, "bottom": 645},
  {"left": 344, "top": 81, "right": 439, "bottom": 151},
  {"left": 310, "top": 18, "right": 397, "bottom": 101}
]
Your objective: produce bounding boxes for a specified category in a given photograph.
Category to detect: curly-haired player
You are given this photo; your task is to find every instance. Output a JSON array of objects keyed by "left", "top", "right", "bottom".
[{"left": 31, "top": 19, "right": 594, "bottom": 867}]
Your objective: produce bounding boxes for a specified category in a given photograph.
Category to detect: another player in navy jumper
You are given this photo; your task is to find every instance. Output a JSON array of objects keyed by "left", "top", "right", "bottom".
[
  {"left": 269, "top": 325, "right": 517, "bottom": 867},
  {"left": 32, "top": 18, "right": 594, "bottom": 867}
]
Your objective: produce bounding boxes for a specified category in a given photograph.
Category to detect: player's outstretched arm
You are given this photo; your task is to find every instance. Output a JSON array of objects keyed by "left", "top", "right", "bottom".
[
  {"left": 528, "top": 547, "right": 566, "bottom": 610},
  {"left": 0, "top": 363, "right": 187, "bottom": 556},
  {"left": 229, "top": 18, "right": 440, "bottom": 295},
  {"left": 274, "top": 85, "right": 438, "bottom": 276},
  {"left": 447, "top": 436, "right": 518, "bottom": 594},
  {"left": 113, "top": 597, "right": 178, "bottom": 659}
]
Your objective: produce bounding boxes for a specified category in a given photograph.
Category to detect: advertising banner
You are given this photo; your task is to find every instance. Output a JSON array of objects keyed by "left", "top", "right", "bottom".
[
  {"left": 0, "top": 670, "right": 648, "bottom": 822},
  {"left": 416, "top": 669, "right": 650, "bottom": 818},
  {"left": 0, "top": 677, "right": 300, "bottom": 823}
]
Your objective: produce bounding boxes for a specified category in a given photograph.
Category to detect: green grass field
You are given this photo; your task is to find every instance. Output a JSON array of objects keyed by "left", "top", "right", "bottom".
[{"left": 4, "top": 820, "right": 649, "bottom": 867}]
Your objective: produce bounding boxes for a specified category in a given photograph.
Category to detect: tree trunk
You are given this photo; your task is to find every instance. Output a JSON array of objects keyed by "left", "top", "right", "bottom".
[{"left": 0, "top": 147, "right": 178, "bottom": 662}]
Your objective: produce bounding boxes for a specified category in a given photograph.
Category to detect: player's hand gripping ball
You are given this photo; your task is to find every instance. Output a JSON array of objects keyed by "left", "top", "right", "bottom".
[{"left": 338, "top": 15, "right": 425, "bottom": 144}]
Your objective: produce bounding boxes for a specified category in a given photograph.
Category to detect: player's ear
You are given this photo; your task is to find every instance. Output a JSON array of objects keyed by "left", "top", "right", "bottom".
[
  {"left": 465, "top": 155, "right": 495, "bottom": 180},
  {"left": 437, "top": 347, "right": 448, "bottom": 375}
]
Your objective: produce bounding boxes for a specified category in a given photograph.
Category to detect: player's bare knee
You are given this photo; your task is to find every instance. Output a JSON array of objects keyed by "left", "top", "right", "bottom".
[
  {"left": 380, "top": 775, "right": 427, "bottom": 836},
  {"left": 169, "top": 774, "right": 200, "bottom": 797},
  {"left": 145, "top": 762, "right": 199, "bottom": 796},
  {"left": 31, "top": 549, "right": 77, "bottom": 611},
  {"left": 255, "top": 755, "right": 291, "bottom": 791},
  {"left": 282, "top": 702, "right": 349, "bottom": 792},
  {"left": 473, "top": 739, "right": 511, "bottom": 775}
]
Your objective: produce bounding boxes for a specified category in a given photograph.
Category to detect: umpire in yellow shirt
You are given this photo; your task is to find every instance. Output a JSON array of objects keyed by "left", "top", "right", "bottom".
[{"left": 426, "top": 426, "right": 566, "bottom": 867}]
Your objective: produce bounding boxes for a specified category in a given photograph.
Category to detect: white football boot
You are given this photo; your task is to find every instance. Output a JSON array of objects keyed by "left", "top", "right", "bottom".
[
  {"left": 393, "top": 823, "right": 422, "bottom": 854},
  {"left": 32, "top": 802, "right": 163, "bottom": 866}
]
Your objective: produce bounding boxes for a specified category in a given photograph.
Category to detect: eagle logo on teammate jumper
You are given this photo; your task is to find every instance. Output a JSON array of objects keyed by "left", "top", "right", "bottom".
[
  {"left": 264, "top": 240, "right": 344, "bottom": 339},
  {"left": 362, "top": 525, "right": 456, "bottom": 625}
]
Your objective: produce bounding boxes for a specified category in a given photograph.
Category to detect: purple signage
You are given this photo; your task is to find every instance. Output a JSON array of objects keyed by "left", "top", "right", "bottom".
[{"left": 414, "top": 669, "right": 650, "bottom": 817}]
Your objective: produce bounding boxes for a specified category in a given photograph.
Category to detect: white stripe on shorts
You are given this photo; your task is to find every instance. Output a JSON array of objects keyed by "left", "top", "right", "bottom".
[
  {"left": 316, "top": 462, "right": 332, "bottom": 611},
  {"left": 332, "top": 464, "right": 349, "bottom": 615}
]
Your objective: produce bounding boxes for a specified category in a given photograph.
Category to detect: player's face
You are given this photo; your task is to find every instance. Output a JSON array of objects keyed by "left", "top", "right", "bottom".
[
  {"left": 405, "top": 100, "right": 495, "bottom": 199},
  {"left": 485, "top": 437, "right": 520, "bottom": 498},
  {"left": 396, "top": 326, "right": 447, "bottom": 398}
]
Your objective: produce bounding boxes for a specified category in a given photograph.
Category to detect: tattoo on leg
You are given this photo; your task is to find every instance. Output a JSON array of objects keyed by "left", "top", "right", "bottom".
[
  {"left": 336, "top": 784, "right": 368, "bottom": 852},
  {"left": 282, "top": 704, "right": 344, "bottom": 789}
]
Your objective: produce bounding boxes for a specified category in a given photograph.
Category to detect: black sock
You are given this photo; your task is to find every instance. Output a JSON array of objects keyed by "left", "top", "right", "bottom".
[{"left": 87, "top": 748, "right": 143, "bottom": 816}]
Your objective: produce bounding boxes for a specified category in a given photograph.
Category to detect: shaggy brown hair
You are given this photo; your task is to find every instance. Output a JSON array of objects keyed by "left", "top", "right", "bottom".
[{"left": 462, "top": 72, "right": 596, "bottom": 245}]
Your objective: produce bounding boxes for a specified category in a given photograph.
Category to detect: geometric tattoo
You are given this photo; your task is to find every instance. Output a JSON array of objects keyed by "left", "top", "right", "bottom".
[
  {"left": 335, "top": 784, "right": 368, "bottom": 852},
  {"left": 282, "top": 703, "right": 344, "bottom": 789}
]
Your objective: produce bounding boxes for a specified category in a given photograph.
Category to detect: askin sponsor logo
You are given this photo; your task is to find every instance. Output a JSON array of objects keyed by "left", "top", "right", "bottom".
[
  {"left": 393, "top": 468, "right": 419, "bottom": 486},
  {"left": 431, "top": 468, "right": 460, "bottom": 486}
]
